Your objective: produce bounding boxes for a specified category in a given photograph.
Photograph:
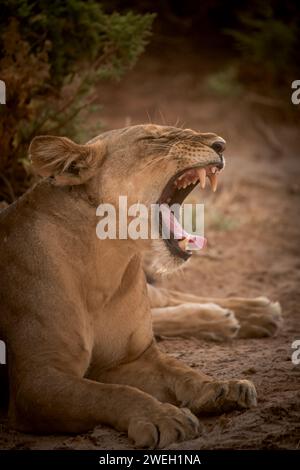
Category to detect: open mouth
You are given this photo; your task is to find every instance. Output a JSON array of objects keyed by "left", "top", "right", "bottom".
[{"left": 158, "top": 160, "right": 224, "bottom": 260}]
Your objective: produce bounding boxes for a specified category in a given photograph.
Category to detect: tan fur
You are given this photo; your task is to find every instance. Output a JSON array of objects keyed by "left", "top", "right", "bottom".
[
  {"left": 0, "top": 125, "right": 264, "bottom": 448},
  {"left": 148, "top": 285, "right": 282, "bottom": 341}
]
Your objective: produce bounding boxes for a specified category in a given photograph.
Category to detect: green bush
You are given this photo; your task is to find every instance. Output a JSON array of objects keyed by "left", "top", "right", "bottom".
[
  {"left": 225, "top": 2, "right": 299, "bottom": 91},
  {"left": 0, "top": 1, "right": 154, "bottom": 201}
]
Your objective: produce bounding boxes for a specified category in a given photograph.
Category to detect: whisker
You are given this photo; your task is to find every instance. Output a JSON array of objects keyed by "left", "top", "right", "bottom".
[
  {"left": 158, "top": 108, "right": 167, "bottom": 126},
  {"left": 137, "top": 154, "right": 169, "bottom": 171},
  {"left": 174, "top": 117, "right": 180, "bottom": 128},
  {"left": 146, "top": 110, "right": 152, "bottom": 124}
]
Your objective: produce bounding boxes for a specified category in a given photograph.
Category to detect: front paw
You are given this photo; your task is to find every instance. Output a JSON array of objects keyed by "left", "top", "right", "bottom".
[
  {"left": 179, "top": 378, "right": 257, "bottom": 414},
  {"left": 128, "top": 403, "right": 200, "bottom": 448}
]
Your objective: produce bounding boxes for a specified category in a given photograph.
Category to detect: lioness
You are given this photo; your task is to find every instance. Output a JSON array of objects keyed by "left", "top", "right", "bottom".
[{"left": 0, "top": 125, "right": 282, "bottom": 448}]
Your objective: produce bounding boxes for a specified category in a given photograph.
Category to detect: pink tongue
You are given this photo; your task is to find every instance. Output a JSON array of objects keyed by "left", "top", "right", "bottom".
[{"left": 160, "top": 205, "right": 207, "bottom": 250}]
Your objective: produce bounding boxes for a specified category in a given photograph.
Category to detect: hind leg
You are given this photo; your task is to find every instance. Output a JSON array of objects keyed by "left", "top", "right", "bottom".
[
  {"left": 152, "top": 303, "right": 240, "bottom": 341},
  {"left": 148, "top": 285, "right": 282, "bottom": 339}
]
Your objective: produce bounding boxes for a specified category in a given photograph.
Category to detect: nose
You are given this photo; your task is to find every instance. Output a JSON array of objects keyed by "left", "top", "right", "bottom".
[
  {"left": 211, "top": 138, "right": 226, "bottom": 155},
  {"left": 219, "top": 154, "right": 225, "bottom": 169}
]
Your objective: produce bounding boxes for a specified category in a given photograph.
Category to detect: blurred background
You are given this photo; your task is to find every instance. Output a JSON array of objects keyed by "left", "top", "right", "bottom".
[{"left": 0, "top": 0, "right": 299, "bottom": 201}]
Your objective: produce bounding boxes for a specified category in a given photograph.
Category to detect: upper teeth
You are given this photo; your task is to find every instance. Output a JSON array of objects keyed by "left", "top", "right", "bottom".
[
  {"left": 198, "top": 168, "right": 206, "bottom": 189},
  {"left": 174, "top": 165, "right": 219, "bottom": 192},
  {"left": 209, "top": 173, "right": 218, "bottom": 192}
]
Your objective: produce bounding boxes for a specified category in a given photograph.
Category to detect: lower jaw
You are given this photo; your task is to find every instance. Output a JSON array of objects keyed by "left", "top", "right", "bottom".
[
  {"left": 159, "top": 205, "right": 207, "bottom": 260},
  {"left": 163, "top": 237, "right": 191, "bottom": 261}
]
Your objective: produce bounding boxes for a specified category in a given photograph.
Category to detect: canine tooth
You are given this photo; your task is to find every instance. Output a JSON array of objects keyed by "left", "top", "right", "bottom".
[
  {"left": 211, "top": 167, "right": 217, "bottom": 174},
  {"left": 197, "top": 168, "right": 206, "bottom": 189},
  {"left": 209, "top": 173, "right": 218, "bottom": 192},
  {"left": 178, "top": 238, "right": 188, "bottom": 251}
]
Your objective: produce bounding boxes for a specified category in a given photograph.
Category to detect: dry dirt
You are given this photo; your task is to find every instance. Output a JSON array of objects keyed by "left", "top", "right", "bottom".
[{"left": 1, "top": 47, "right": 300, "bottom": 450}]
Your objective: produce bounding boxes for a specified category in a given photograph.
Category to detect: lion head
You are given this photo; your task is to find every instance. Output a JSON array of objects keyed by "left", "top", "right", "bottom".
[{"left": 30, "top": 124, "right": 225, "bottom": 272}]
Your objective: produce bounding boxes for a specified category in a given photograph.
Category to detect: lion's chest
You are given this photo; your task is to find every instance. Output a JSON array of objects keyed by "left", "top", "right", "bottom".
[{"left": 90, "top": 290, "right": 153, "bottom": 370}]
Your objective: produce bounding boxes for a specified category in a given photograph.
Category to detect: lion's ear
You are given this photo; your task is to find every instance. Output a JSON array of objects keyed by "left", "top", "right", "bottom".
[{"left": 29, "top": 135, "right": 105, "bottom": 185}]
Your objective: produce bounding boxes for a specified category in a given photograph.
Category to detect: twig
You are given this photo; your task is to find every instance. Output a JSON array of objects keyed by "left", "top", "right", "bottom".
[
  {"left": 0, "top": 173, "right": 15, "bottom": 202},
  {"left": 253, "top": 116, "right": 282, "bottom": 154},
  {"left": 245, "top": 92, "right": 285, "bottom": 108}
]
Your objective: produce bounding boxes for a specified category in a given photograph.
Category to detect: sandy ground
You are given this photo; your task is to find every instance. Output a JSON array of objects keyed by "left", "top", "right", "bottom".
[{"left": 1, "top": 46, "right": 300, "bottom": 449}]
